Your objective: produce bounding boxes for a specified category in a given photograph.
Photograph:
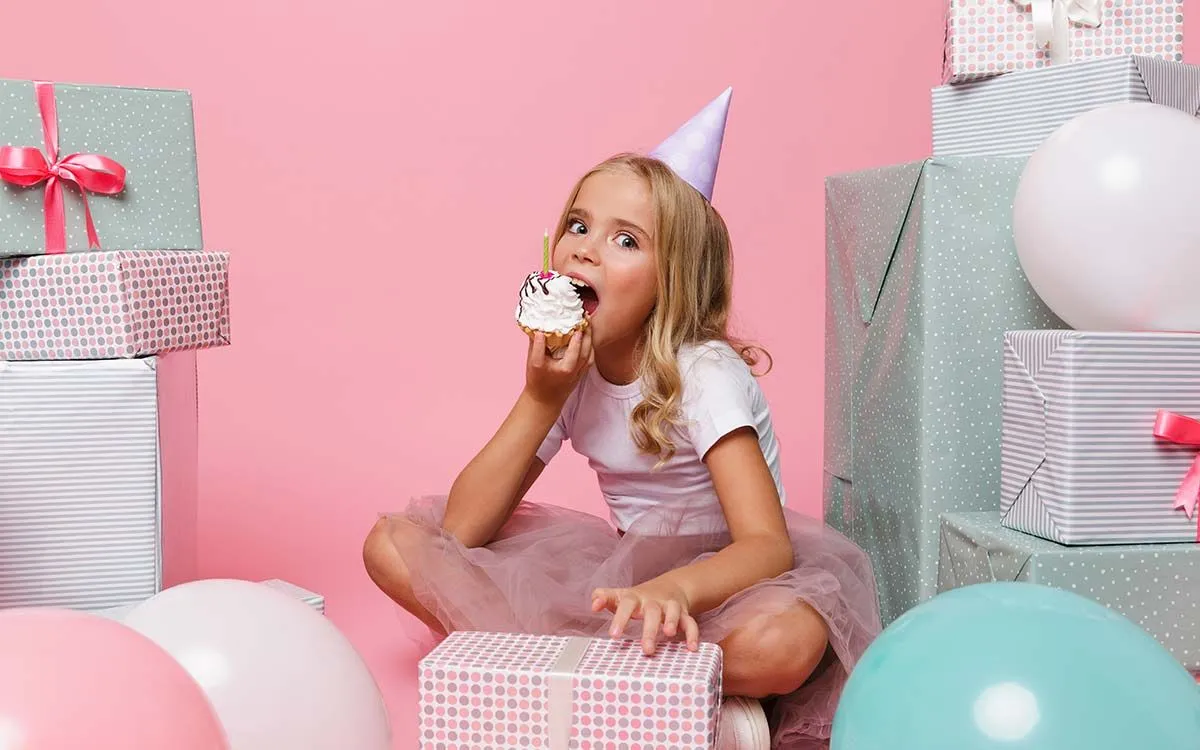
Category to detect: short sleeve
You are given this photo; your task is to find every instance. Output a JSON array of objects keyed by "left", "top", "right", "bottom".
[
  {"left": 535, "top": 387, "right": 579, "bottom": 464},
  {"left": 680, "top": 345, "right": 758, "bottom": 459}
]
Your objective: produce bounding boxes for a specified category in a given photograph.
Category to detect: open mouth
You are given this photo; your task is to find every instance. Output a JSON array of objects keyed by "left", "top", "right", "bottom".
[{"left": 570, "top": 278, "right": 599, "bottom": 316}]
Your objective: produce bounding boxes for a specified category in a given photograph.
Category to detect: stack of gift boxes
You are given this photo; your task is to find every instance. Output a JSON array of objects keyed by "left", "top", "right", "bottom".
[
  {"left": 0, "top": 77, "right": 229, "bottom": 612},
  {"left": 824, "top": 0, "right": 1200, "bottom": 672}
]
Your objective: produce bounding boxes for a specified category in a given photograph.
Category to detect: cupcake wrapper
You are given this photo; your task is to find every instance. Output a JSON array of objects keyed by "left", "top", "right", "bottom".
[{"left": 519, "top": 319, "right": 588, "bottom": 351}]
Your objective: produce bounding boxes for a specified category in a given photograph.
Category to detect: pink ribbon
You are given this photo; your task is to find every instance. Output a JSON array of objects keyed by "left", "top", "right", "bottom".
[
  {"left": 1152, "top": 410, "right": 1200, "bottom": 538},
  {"left": 0, "top": 82, "right": 126, "bottom": 253}
]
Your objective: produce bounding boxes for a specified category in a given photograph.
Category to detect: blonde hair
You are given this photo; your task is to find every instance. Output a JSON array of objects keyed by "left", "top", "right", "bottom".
[{"left": 553, "top": 153, "right": 772, "bottom": 463}]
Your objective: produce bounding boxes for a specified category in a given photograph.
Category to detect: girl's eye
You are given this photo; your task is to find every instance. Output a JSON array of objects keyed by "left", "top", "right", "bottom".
[
  {"left": 567, "top": 219, "right": 587, "bottom": 235},
  {"left": 616, "top": 232, "right": 639, "bottom": 250}
]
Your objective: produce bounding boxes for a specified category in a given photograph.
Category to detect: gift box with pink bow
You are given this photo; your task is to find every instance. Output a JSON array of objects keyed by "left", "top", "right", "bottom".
[
  {"left": 1002, "top": 330, "right": 1200, "bottom": 545},
  {"left": 943, "top": 0, "right": 1184, "bottom": 84},
  {"left": 0, "top": 78, "right": 203, "bottom": 257}
]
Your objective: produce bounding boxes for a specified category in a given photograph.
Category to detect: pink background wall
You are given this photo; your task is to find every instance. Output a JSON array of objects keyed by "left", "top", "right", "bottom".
[
  {"left": 0, "top": 0, "right": 951, "bottom": 610},
  {"left": 9, "top": 0, "right": 1194, "bottom": 742}
]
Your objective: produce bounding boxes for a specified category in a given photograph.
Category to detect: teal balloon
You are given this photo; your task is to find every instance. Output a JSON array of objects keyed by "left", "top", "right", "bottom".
[{"left": 831, "top": 582, "right": 1200, "bottom": 749}]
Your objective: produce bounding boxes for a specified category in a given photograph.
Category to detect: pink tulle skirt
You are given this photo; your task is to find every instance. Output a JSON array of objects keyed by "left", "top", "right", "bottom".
[{"left": 382, "top": 496, "right": 881, "bottom": 750}]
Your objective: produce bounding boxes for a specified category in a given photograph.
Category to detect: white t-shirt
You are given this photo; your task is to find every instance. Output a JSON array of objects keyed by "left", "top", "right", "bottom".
[{"left": 536, "top": 340, "right": 785, "bottom": 532}]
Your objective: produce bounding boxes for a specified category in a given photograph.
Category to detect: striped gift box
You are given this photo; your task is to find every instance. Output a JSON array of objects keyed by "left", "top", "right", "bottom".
[
  {"left": 1001, "top": 330, "right": 1200, "bottom": 545},
  {"left": 260, "top": 578, "right": 326, "bottom": 615},
  {"left": 933, "top": 56, "right": 1200, "bottom": 158},
  {"left": 0, "top": 354, "right": 197, "bottom": 610},
  {"left": 90, "top": 579, "right": 326, "bottom": 620}
]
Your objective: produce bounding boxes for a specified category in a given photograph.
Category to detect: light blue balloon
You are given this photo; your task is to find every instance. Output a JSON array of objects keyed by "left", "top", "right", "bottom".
[{"left": 832, "top": 582, "right": 1200, "bottom": 749}]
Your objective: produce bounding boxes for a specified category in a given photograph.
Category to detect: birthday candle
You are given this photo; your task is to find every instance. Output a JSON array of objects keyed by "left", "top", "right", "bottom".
[{"left": 543, "top": 229, "right": 549, "bottom": 273}]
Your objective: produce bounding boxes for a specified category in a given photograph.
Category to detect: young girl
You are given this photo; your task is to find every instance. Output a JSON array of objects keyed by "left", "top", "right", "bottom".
[{"left": 363, "top": 92, "right": 881, "bottom": 749}]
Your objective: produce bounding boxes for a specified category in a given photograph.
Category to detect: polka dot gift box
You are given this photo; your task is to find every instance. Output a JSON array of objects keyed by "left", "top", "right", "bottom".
[
  {"left": 939, "top": 511, "right": 1200, "bottom": 670},
  {"left": 417, "top": 631, "right": 722, "bottom": 750},
  {"left": 0, "top": 250, "right": 230, "bottom": 360},
  {"left": 824, "top": 157, "right": 1064, "bottom": 626},
  {"left": 0, "top": 78, "right": 202, "bottom": 257},
  {"left": 942, "top": 0, "right": 1184, "bottom": 85}
]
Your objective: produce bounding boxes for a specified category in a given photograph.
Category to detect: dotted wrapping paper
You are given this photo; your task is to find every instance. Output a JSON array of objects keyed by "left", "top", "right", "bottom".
[
  {"left": 0, "top": 250, "right": 230, "bottom": 360},
  {"left": 943, "top": 0, "right": 1184, "bottom": 84},
  {"left": 417, "top": 631, "right": 722, "bottom": 750},
  {"left": 823, "top": 157, "right": 1065, "bottom": 626},
  {"left": 939, "top": 511, "right": 1200, "bottom": 670},
  {"left": 0, "top": 78, "right": 203, "bottom": 256}
]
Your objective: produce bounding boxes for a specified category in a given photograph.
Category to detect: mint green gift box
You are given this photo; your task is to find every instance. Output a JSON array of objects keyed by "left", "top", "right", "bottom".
[
  {"left": 823, "top": 157, "right": 1064, "bottom": 625},
  {"left": 0, "top": 78, "right": 202, "bottom": 256}
]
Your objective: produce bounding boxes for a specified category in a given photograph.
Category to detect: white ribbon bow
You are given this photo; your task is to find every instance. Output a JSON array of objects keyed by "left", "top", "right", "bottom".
[{"left": 1014, "top": 0, "right": 1103, "bottom": 63}]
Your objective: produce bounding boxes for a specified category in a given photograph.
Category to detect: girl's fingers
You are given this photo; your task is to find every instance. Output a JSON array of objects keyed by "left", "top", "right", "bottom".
[
  {"left": 591, "top": 589, "right": 615, "bottom": 613},
  {"left": 560, "top": 328, "right": 583, "bottom": 370},
  {"left": 683, "top": 613, "right": 700, "bottom": 651},
  {"left": 530, "top": 332, "right": 547, "bottom": 368},
  {"left": 641, "top": 602, "right": 663, "bottom": 656},
  {"left": 610, "top": 594, "right": 639, "bottom": 638},
  {"left": 662, "top": 600, "right": 681, "bottom": 639}
]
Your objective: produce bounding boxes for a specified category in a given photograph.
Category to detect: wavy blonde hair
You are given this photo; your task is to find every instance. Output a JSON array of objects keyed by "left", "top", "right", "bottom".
[{"left": 552, "top": 153, "right": 772, "bottom": 464}]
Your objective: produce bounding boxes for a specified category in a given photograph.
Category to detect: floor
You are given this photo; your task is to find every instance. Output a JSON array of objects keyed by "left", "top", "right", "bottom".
[
  {"left": 327, "top": 586, "right": 428, "bottom": 750},
  {"left": 327, "top": 582, "right": 1200, "bottom": 750}
]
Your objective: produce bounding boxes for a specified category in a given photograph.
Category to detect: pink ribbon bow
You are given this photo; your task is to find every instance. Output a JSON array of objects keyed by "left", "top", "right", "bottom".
[
  {"left": 1152, "top": 410, "right": 1200, "bottom": 536},
  {"left": 0, "top": 81, "right": 126, "bottom": 253}
]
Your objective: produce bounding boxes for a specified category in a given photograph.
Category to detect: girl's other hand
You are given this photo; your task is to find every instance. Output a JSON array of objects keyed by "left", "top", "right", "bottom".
[
  {"left": 524, "top": 327, "right": 593, "bottom": 407},
  {"left": 591, "top": 580, "right": 700, "bottom": 656}
]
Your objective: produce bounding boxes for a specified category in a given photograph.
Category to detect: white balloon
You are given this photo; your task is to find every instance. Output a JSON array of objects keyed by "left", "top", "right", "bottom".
[
  {"left": 1013, "top": 102, "right": 1200, "bottom": 331},
  {"left": 123, "top": 579, "right": 391, "bottom": 750}
]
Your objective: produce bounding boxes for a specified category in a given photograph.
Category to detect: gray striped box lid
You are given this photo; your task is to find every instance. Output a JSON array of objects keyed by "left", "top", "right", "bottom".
[
  {"left": 933, "top": 56, "right": 1200, "bottom": 158},
  {"left": 1001, "top": 330, "right": 1200, "bottom": 545}
]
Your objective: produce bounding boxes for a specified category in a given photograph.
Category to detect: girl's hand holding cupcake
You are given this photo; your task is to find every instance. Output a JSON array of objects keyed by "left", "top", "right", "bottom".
[{"left": 524, "top": 327, "right": 593, "bottom": 408}]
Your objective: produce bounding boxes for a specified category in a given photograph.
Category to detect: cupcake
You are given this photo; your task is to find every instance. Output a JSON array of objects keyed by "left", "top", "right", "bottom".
[{"left": 515, "top": 270, "right": 589, "bottom": 350}]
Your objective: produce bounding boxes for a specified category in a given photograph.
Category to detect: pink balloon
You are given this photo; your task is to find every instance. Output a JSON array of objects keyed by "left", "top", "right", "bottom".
[{"left": 0, "top": 608, "right": 229, "bottom": 750}]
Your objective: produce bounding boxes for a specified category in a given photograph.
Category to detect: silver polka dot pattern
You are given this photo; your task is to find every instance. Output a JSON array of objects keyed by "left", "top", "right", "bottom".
[
  {"left": 0, "top": 79, "right": 202, "bottom": 255},
  {"left": 823, "top": 157, "right": 1065, "bottom": 625},
  {"left": 0, "top": 250, "right": 229, "bottom": 360},
  {"left": 940, "top": 511, "right": 1200, "bottom": 670}
]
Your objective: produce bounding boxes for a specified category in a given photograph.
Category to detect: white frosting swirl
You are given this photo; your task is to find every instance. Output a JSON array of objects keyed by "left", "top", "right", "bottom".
[{"left": 515, "top": 271, "right": 585, "bottom": 333}]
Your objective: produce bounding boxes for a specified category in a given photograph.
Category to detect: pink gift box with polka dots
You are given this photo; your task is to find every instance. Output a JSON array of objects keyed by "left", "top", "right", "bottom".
[
  {"left": 943, "top": 0, "right": 1184, "bottom": 84},
  {"left": 417, "top": 631, "right": 723, "bottom": 750},
  {"left": 0, "top": 249, "right": 229, "bottom": 360}
]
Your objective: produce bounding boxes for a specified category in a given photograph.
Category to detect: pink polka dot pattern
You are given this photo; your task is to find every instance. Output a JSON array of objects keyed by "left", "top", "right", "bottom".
[
  {"left": 418, "top": 631, "right": 723, "bottom": 750},
  {"left": 944, "top": 0, "right": 1184, "bottom": 83},
  {"left": 0, "top": 250, "right": 230, "bottom": 360}
]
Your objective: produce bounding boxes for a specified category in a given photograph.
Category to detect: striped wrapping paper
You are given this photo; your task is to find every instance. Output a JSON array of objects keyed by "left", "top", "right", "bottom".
[
  {"left": 0, "top": 354, "right": 197, "bottom": 610},
  {"left": 933, "top": 56, "right": 1200, "bottom": 157},
  {"left": 1001, "top": 330, "right": 1200, "bottom": 545},
  {"left": 90, "top": 579, "right": 326, "bottom": 620},
  {"left": 261, "top": 578, "right": 326, "bottom": 615}
]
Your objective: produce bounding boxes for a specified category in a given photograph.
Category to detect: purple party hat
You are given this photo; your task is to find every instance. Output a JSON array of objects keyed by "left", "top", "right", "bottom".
[{"left": 649, "top": 87, "right": 732, "bottom": 202}]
